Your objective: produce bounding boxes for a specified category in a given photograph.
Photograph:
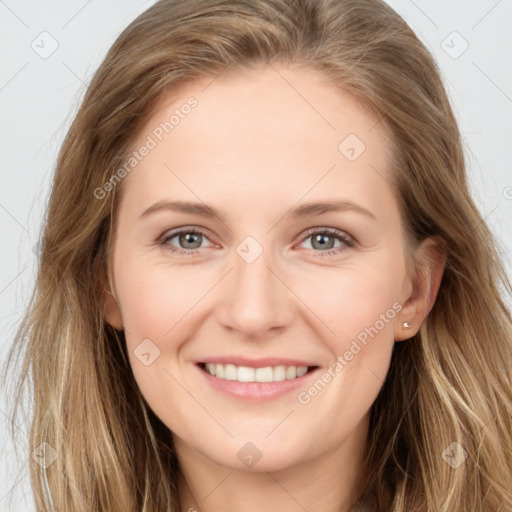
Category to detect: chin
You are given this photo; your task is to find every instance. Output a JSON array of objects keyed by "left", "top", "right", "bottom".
[{"left": 197, "top": 435, "right": 310, "bottom": 473}]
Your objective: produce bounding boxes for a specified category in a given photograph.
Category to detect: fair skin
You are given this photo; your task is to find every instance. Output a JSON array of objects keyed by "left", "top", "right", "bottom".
[{"left": 105, "top": 64, "right": 445, "bottom": 512}]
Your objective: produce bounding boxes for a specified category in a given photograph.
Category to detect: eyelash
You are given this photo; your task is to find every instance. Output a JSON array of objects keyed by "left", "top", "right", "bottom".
[{"left": 159, "top": 226, "right": 355, "bottom": 258}]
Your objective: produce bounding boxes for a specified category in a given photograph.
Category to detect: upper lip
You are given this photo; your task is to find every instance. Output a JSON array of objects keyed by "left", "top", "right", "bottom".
[{"left": 197, "top": 356, "right": 319, "bottom": 368}]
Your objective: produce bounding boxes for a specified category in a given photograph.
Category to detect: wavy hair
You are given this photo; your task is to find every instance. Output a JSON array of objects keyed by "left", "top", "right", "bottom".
[{"left": 3, "top": 0, "right": 512, "bottom": 510}]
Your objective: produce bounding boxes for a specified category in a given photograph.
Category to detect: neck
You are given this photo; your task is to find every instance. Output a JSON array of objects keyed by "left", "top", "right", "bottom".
[{"left": 176, "top": 414, "right": 370, "bottom": 512}]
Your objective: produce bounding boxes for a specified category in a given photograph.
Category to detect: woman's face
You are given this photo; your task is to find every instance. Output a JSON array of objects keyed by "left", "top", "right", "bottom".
[{"left": 106, "top": 64, "right": 417, "bottom": 472}]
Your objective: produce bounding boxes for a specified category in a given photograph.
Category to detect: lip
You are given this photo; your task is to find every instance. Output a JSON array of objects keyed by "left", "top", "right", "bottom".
[{"left": 195, "top": 361, "right": 320, "bottom": 402}]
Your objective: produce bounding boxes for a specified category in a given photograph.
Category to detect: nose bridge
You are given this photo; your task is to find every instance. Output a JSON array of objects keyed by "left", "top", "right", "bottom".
[{"left": 216, "top": 234, "right": 294, "bottom": 336}]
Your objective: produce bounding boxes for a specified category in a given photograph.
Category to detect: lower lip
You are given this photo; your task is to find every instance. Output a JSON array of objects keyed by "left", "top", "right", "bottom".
[{"left": 196, "top": 364, "right": 319, "bottom": 402}]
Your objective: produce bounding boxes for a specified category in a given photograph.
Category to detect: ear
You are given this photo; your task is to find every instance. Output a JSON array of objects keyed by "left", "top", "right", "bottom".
[
  {"left": 101, "top": 280, "right": 124, "bottom": 331},
  {"left": 395, "top": 236, "right": 446, "bottom": 341}
]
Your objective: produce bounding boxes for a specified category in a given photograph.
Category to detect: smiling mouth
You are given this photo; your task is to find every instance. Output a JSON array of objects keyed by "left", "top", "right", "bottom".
[{"left": 197, "top": 362, "right": 318, "bottom": 383}]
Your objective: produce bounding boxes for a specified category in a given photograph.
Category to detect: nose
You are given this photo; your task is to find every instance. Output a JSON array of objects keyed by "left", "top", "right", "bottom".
[{"left": 215, "top": 244, "right": 296, "bottom": 339}]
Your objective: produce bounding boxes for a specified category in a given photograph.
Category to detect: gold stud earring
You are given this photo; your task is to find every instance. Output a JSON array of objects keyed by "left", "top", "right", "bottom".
[{"left": 402, "top": 321, "right": 411, "bottom": 329}]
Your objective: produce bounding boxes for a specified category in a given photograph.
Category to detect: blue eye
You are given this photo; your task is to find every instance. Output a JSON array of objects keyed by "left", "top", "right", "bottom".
[
  {"left": 298, "top": 227, "right": 355, "bottom": 257},
  {"left": 161, "top": 228, "right": 211, "bottom": 256},
  {"left": 160, "top": 227, "right": 354, "bottom": 257}
]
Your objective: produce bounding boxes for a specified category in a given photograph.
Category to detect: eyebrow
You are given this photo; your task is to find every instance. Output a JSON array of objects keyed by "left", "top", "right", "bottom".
[{"left": 139, "top": 199, "right": 376, "bottom": 222}]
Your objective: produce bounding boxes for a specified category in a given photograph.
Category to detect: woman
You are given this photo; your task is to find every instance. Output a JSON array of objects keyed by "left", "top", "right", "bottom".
[{"left": 4, "top": 0, "right": 512, "bottom": 510}]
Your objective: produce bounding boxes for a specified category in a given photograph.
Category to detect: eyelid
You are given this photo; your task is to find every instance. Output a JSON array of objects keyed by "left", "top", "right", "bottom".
[
  {"left": 160, "top": 225, "right": 216, "bottom": 244},
  {"left": 298, "top": 226, "right": 355, "bottom": 246}
]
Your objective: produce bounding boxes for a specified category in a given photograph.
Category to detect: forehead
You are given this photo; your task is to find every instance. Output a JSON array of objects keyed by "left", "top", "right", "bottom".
[{"left": 120, "top": 64, "right": 395, "bottom": 220}]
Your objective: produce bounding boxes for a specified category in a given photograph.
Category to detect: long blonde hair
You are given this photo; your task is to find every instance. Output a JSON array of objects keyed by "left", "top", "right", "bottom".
[{"left": 3, "top": 0, "right": 512, "bottom": 510}]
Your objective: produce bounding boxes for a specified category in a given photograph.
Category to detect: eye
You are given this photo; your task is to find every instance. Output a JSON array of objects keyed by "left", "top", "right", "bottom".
[
  {"left": 297, "top": 227, "right": 355, "bottom": 257},
  {"left": 159, "top": 226, "right": 355, "bottom": 257},
  {"left": 160, "top": 227, "right": 214, "bottom": 256}
]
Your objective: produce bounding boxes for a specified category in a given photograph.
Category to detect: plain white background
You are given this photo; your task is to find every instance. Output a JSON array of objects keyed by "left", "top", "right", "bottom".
[{"left": 1, "top": 1, "right": 511, "bottom": 510}]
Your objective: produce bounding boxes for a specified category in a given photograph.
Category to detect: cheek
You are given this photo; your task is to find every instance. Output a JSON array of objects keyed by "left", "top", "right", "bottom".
[
  {"left": 288, "top": 269, "right": 400, "bottom": 437},
  {"left": 114, "top": 256, "right": 225, "bottom": 397},
  {"left": 115, "top": 255, "right": 208, "bottom": 341},
  {"left": 113, "top": 259, "right": 209, "bottom": 421},
  {"left": 297, "top": 262, "right": 402, "bottom": 349}
]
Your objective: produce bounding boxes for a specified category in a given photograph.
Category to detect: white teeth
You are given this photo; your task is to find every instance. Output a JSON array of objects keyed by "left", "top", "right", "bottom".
[
  {"left": 255, "top": 366, "right": 273, "bottom": 382},
  {"left": 237, "top": 366, "right": 255, "bottom": 382},
  {"left": 225, "top": 364, "right": 237, "bottom": 381},
  {"left": 203, "top": 363, "right": 311, "bottom": 382},
  {"left": 286, "top": 366, "right": 296, "bottom": 379},
  {"left": 273, "top": 365, "right": 286, "bottom": 381},
  {"left": 296, "top": 366, "right": 308, "bottom": 377}
]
